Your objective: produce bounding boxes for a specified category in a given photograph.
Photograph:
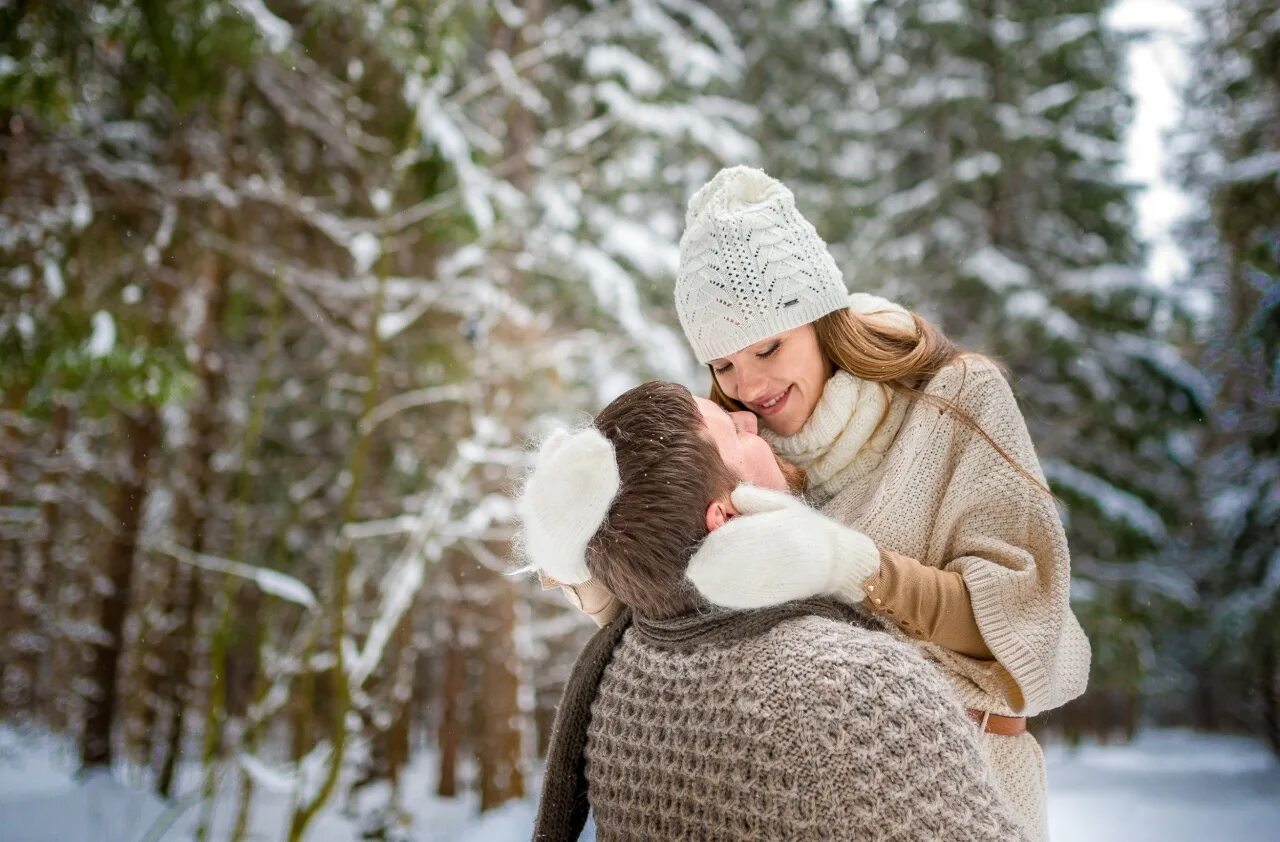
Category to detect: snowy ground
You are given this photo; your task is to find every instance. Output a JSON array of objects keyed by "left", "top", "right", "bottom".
[
  {"left": 1045, "top": 730, "right": 1280, "bottom": 842},
  {"left": 1, "top": 727, "right": 1276, "bottom": 841}
]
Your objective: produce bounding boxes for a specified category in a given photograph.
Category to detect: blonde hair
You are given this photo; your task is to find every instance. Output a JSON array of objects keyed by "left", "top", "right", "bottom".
[{"left": 709, "top": 307, "right": 1052, "bottom": 496}]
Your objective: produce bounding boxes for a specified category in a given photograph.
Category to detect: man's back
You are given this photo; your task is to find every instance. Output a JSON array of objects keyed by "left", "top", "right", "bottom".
[{"left": 584, "top": 614, "right": 1027, "bottom": 841}]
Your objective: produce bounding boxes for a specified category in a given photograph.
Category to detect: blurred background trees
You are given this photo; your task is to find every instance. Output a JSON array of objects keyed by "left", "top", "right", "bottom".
[{"left": 0, "top": 0, "right": 1276, "bottom": 838}]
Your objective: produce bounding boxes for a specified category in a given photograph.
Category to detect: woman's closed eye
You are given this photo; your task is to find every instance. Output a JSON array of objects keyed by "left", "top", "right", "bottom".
[{"left": 713, "top": 341, "right": 780, "bottom": 375}]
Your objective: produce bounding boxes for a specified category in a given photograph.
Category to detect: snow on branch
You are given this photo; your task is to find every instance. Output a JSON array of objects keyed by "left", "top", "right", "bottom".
[
  {"left": 151, "top": 539, "right": 318, "bottom": 610},
  {"left": 961, "top": 244, "right": 1033, "bottom": 291},
  {"left": 593, "top": 81, "right": 758, "bottom": 161},
  {"left": 238, "top": 752, "right": 296, "bottom": 794},
  {"left": 488, "top": 49, "right": 549, "bottom": 114},
  {"left": 544, "top": 235, "right": 695, "bottom": 383},
  {"left": 656, "top": 0, "right": 742, "bottom": 67},
  {"left": 587, "top": 45, "right": 664, "bottom": 95},
  {"left": 231, "top": 0, "right": 293, "bottom": 53},
  {"left": 1026, "top": 82, "right": 1078, "bottom": 115},
  {"left": 1111, "top": 333, "right": 1214, "bottom": 412},
  {"left": 1043, "top": 459, "right": 1167, "bottom": 543},
  {"left": 1037, "top": 15, "right": 1093, "bottom": 52},
  {"left": 446, "top": 5, "right": 611, "bottom": 109},
  {"left": 345, "top": 425, "right": 499, "bottom": 688},
  {"left": 1219, "top": 150, "right": 1280, "bottom": 185},
  {"left": 630, "top": 0, "right": 742, "bottom": 86},
  {"left": 358, "top": 384, "right": 469, "bottom": 434},
  {"left": 406, "top": 74, "right": 495, "bottom": 232},
  {"left": 1218, "top": 550, "right": 1280, "bottom": 631},
  {"left": 250, "top": 61, "right": 377, "bottom": 170}
]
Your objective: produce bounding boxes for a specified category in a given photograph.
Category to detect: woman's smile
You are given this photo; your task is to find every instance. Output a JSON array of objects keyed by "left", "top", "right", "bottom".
[
  {"left": 711, "top": 324, "right": 831, "bottom": 436},
  {"left": 749, "top": 385, "right": 792, "bottom": 417}
]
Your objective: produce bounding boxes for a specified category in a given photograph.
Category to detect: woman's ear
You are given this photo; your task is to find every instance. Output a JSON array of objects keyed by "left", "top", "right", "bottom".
[{"left": 705, "top": 497, "right": 735, "bottom": 532}]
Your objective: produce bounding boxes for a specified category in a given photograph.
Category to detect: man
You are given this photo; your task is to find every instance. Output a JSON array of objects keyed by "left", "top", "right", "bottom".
[
  {"left": 534, "top": 387, "right": 803, "bottom": 624},
  {"left": 520, "top": 380, "right": 1027, "bottom": 841}
]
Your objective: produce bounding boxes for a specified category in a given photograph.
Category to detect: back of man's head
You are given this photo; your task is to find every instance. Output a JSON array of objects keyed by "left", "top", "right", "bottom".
[{"left": 587, "top": 381, "right": 738, "bottom": 619}]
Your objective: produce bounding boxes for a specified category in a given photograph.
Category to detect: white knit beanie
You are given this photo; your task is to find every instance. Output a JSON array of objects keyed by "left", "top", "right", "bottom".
[{"left": 675, "top": 166, "right": 849, "bottom": 364}]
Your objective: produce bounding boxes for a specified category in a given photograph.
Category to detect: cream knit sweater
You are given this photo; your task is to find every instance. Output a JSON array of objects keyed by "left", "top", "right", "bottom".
[
  {"left": 771, "top": 356, "right": 1091, "bottom": 719},
  {"left": 762, "top": 356, "right": 1090, "bottom": 842}
]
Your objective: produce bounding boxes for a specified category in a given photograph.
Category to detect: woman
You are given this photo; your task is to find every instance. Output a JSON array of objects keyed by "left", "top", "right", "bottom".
[{"left": 554, "top": 166, "right": 1090, "bottom": 841}]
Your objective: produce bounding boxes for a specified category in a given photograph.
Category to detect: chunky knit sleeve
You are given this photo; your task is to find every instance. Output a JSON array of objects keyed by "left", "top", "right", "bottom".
[
  {"left": 776, "top": 619, "right": 1030, "bottom": 841},
  {"left": 927, "top": 359, "right": 1091, "bottom": 715}
]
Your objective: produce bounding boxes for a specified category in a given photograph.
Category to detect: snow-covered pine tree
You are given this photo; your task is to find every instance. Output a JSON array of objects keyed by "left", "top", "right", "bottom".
[
  {"left": 404, "top": 0, "right": 758, "bottom": 819},
  {"left": 702, "top": 0, "right": 877, "bottom": 274},
  {"left": 1176, "top": 0, "right": 1280, "bottom": 755},
  {"left": 831, "top": 0, "right": 1207, "bottom": 730}
]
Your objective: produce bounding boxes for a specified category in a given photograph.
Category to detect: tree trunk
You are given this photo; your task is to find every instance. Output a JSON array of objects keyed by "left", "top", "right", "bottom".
[
  {"left": 436, "top": 601, "right": 466, "bottom": 798},
  {"left": 478, "top": 573, "right": 525, "bottom": 811},
  {"left": 80, "top": 407, "right": 159, "bottom": 769},
  {"left": 1261, "top": 641, "right": 1280, "bottom": 758},
  {"left": 157, "top": 238, "right": 229, "bottom": 800},
  {"left": 155, "top": 564, "right": 201, "bottom": 796},
  {"left": 386, "top": 604, "right": 415, "bottom": 810},
  {"left": 0, "top": 380, "right": 32, "bottom": 719},
  {"left": 0, "top": 541, "right": 17, "bottom": 718},
  {"left": 469, "top": 0, "right": 543, "bottom": 812},
  {"left": 286, "top": 260, "right": 388, "bottom": 842},
  {"left": 39, "top": 401, "right": 72, "bottom": 731}
]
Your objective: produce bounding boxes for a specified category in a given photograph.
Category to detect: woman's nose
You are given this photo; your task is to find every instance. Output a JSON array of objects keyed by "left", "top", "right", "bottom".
[{"left": 736, "top": 365, "right": 768, "bottom": 404}]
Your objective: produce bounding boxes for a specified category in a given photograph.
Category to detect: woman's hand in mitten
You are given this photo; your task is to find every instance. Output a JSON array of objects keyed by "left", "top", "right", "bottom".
[{"left": 685, "top": 485, "right": 881, "bottom": 609}]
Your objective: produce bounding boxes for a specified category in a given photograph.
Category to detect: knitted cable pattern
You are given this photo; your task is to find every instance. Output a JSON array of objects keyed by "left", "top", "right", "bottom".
[
  {"left": 674, "top": 166, "right": 849, "bottom": 363},
  {"left": 783, "top": 355, "right": 1091, "bottom": 719},
  {"left": 584, "top": 614, "right": 1029, "bottom": 841},
  {"left": 767, "top": 355, "right": 1091, "bottom": 841}
]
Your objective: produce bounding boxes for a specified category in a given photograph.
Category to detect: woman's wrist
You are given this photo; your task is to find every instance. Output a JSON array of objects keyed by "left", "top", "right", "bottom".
[{"left": 862, "top": 549, "right": 994, "bottom": 659}]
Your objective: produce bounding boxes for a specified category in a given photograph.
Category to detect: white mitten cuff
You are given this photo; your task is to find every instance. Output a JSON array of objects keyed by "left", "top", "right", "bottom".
[{"left": 827, "top": 527, "right": 881, "bottom": 603}]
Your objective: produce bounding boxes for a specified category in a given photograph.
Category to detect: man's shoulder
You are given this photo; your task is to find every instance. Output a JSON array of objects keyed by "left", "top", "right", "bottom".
[
  {"left": 754, "top": 615, "right": 950, "bottom": 705},
  {"left": 760, "top": 613, "right": 913, "bottom": 658}
]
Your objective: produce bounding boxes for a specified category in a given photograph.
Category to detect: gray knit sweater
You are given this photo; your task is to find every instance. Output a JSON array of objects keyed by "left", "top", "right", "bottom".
[{"left": 584, "top": 614, "right": 1029, "bottom": 840}]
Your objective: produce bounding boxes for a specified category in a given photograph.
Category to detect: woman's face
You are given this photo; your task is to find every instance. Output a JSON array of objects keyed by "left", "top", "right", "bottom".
[{"left": 709, "top": 324, "right": 833, "bottom": 437}]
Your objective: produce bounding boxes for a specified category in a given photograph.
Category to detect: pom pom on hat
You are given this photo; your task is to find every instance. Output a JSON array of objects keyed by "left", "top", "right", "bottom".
[
  {"left": 516, "top": 427, "right": 620, "bottom": 586},
  {"left": 685, "top": 165, "right": 790, "bottom": 222}
]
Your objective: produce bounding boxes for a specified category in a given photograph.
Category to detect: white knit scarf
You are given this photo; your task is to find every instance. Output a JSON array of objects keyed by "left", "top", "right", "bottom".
[{"left": 764, "top": 370, "right": 910, "bottom": 506}]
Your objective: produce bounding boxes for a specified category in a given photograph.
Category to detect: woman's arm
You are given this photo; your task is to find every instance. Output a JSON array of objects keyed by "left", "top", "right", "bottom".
[
  {"left": 922, "top": 359, "right": 1091, "bottom": 714},
  {"left": 684, "top": 487, "right": 993, "bottom": 658},
  {"left": 858, "top": 548, "right": 993, "bottom": 659}
]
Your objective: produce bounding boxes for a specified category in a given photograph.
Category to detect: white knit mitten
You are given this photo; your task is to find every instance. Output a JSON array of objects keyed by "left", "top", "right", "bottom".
[{"left": 686, "top": 485, "right": 881, "bottom": 609}]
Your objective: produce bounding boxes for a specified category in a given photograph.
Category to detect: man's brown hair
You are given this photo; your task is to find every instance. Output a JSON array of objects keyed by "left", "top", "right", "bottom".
[{"left": 586, "top": 381, "right": 738, "bottom": 619}]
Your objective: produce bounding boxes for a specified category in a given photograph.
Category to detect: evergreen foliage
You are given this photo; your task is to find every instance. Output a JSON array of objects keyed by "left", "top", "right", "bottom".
[{"left": 1, "top": 1, "right": 1276, "bottom": 836}]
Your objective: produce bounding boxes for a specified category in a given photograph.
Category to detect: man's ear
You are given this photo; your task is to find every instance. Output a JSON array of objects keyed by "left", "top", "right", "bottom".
[{"left": 705, "top": 498, "right": 733, "bottom": 532}]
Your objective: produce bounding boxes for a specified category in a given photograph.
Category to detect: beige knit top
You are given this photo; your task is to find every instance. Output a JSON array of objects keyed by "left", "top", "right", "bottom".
[
  {"left": 585, "top": 613, "right": 1030, "bottom": 840},
  {"left": 782, "top": 356, "right": 1091, "bottom": 717}
]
